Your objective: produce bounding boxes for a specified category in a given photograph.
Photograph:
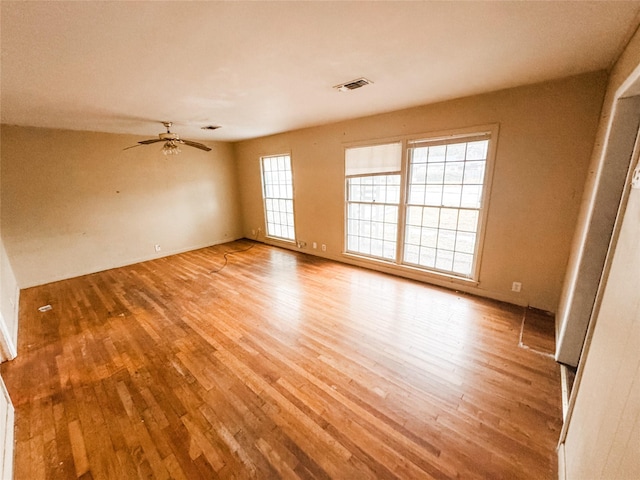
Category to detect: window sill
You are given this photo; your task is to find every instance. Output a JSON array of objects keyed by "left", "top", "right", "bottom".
[
  {"left": 265, "top": 236, "right": 296, "bottom": 245},
  {"left": 341, "top": 251, "right": 480, "bottom": 287}
]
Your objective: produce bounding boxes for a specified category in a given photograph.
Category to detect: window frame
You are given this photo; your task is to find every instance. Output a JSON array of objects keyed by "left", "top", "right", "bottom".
[
  {"left": 343, "top": 125, "right": 498, "bottom": 283},
  {"left": 260, "top": 153, "right": 297, "bottom": 243}
]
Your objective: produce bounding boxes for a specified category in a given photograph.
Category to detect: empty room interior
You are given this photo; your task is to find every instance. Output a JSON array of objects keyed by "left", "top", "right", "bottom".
[{"left": 1, "top": 2, "right": 639, "bottom": 479}]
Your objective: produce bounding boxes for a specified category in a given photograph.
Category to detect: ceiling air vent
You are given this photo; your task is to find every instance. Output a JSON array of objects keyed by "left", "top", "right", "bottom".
[{"left": 334, "top": 77, "right": 373, "bottom": 92}]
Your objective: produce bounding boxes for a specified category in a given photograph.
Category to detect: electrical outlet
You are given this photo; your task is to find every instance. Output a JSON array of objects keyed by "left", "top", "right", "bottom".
[
  {"left": 154, "top": 244, "right": 161, "bottom": 252},
  {"left": 251, "top": 229, "right": 256, "bottom": 236},
  {"left": 321, "top": 244, "right": 327, "bottom": 252},
  {"left": 312, "top": 242, "right": 317, "bottom": 249},
  {"left": 512, "top": 281, "right": 522, "bottom": 293}
]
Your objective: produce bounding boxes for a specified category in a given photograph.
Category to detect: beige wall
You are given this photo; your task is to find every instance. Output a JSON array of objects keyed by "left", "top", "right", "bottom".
[
  {"left": 235, "top": 72, "right": 607, "bottom": 312},
  {"left": 1, "top": 126, "right": 243, "bottom": 287},
  {"left": 560, "top": 25, "right": 640, "bottom": 479}
]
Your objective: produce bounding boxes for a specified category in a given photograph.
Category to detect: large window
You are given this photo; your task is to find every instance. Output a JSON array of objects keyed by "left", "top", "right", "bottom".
[
  {"left": 344, "top": 131, "right": 493, "bottom": 280},
  {"left": 403, "top": 135, "right": 489, "bottom": 277},
  {"left": 261, "top": 154, "right": 295, "bottom": 241},
  {"left": 345, "top": 143, "right": 402, "bottom": 260}
]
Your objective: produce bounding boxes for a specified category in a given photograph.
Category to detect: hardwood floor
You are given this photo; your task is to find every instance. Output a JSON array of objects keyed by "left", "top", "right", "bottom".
[{"left": 1, "top": 241, "right": 562, "bottom": 479}]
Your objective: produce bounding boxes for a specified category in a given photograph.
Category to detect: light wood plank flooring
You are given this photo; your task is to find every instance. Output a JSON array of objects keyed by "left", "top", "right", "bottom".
[{"left": 1, "top": 241, "right": 562, "bottom": 479}]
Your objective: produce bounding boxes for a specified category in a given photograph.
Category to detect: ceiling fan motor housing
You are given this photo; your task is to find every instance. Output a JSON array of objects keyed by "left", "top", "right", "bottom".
[{"left": 160, "top": 132, "right": 179, "bottom": 140}]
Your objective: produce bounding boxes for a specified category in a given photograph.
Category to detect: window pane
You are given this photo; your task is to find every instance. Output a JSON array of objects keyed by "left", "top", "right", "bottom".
[
  {"left": 442, "top": 185, "right": 462, "bottom": 207},
  {"left": 421, "top": 228, "right": 438, "bottom": 248},
  {"left": 461, "top": 185, "right": 482, "bottom": 208},
  {"left": 387, "top": 185, "right": 400, "bottom": 204},
  {"left": 406, "top": 226, "right": 421, "bottom": 244},
  {"left": 407, "top": 206, "right": 422, "bottom": 226},
  {"left": 412, "top": 164, "right": 427, "bottom": 184},
  {"left": 409, "top": 184, "right": 425, "bottom": 204},
  {"left": 426, "top": 163, "right": 445, "bottom": 184},
  {"left": 372, "top": 221, "right": 384, "bottom": 240},
  {"left": 422, "top": 207, "right": 439, "bottom": 228},
  {"left": 427, "top": 145, "right": 446, "bottom": 162},
  {"left": 437, "top": 230, "right": 455, "bottom": 250},
  {"left": 436, "top": 249, "right": 454, "bottom": 271},
  {"left": 384, "top": 205, "right": 398, "bottom": 224},
  {"left": 419, "top": 247, "right": 436, "bottom": 268},
  {"left": 412, "top": 147, "right": 428, "bottom": 163},
  {"left": 373, "top": 185, "right": 386, "bottom": 203},
  {"left": 439, "top": 209, "right": 458, "bottom": 230},
  {"left": 404, "top": 244, "right": 419, "bottom": 264},
  {"left": 347, "top": 235, "right": 358, "bottom": 251},
  {"left": 371, "top": 239, "right": 383, "bottom": 257},
  {"left": 444, "top": 163, "right": 464, "bottom": 184},
  {"left": 458, "top": 210, "right": 479, "bottom": 232},
  {"left": 446, "top": 144, "right": 466, "bottom": 162},
  {"left": 453, "top": 252, "right": 473, "bottom": 275},
  {"left": 384, "top": 222, "right": 397, "bottom": 241},
  {"left": 455, "top": 231, "right": 476, "bottom": 254},
  {"left": 466, "top": 140, "right": 488, "bottom": 161},
  {"left": 425, "top": 185, "right": 443, "bottom": 206},
  {"left": 463, "top": 161, "right": 485, "bottom": 184},
  {"left": 383, "top": 241, "right": 396, "bottom": 259}
]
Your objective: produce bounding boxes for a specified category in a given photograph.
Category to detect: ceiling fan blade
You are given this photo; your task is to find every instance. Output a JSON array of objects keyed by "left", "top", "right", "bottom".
[
  {"left": 180, "top": 139, "right": 212, "bottom": 152},
  {"left": 123, "top": 144, "right": 143, "bottom": 151},
  {"left": 138, "top": 138, "right": 165, "bottom": 145}
]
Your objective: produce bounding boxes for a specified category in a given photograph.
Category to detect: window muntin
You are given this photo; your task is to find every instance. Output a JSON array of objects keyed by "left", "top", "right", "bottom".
[
  {"left": 261, "top": 154, "right": 295, "bottom": 241},
  {"left": 403, "top": 136, "right": 489, "bottom": 277},
  {"left": 345, "top": 143, "right": 402, "bottom": 260}
]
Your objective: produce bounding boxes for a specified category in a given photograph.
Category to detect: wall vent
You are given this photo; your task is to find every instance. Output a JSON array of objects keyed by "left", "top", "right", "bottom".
[{"left": 334, "top": 77, "right": 373, "bottom": 92}]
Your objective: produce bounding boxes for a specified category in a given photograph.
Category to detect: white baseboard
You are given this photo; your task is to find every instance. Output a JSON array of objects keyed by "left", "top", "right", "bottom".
[{"left": 557, "top": 442, "right": 566, "bottom": 480}]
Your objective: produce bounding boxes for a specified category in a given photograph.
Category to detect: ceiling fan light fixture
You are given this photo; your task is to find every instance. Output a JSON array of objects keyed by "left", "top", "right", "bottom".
[
  {"left": 162, "top": 140, "right": 181, "bottom": 156},
  {"left": 124, "top": 121, "right": 212, "bottom": 153}
]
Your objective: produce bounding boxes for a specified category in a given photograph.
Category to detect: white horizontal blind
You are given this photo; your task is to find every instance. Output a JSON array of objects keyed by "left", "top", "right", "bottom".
[{"left": 345, "top": 142, "right": 402, "bottom": 176}]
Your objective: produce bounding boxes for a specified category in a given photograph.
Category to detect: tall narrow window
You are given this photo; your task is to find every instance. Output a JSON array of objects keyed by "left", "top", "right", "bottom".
[
  {"left": 261, "top": 154, "right": 295, "bottom": 241},
  {"left": 403, "top": 135, "right": 490, "bottom": 277},
  {"left": 345, "top": 143, "right": 402, "bottom": 260}
]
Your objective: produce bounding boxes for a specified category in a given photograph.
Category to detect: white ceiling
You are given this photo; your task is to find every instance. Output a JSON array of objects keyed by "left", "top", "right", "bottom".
[{"left": 2, "top": 1, "right": 640, "bottom": 142}]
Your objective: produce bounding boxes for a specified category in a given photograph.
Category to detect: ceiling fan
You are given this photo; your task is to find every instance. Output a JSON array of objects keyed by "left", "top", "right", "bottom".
[{"left": 125, "top": 122, "right": 212, "bottom": 155}]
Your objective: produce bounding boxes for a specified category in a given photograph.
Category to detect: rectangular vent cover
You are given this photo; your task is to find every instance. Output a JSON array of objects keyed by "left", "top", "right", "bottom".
[{"left": 334, "top": 77, "right": 373, "bottom": 92}]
